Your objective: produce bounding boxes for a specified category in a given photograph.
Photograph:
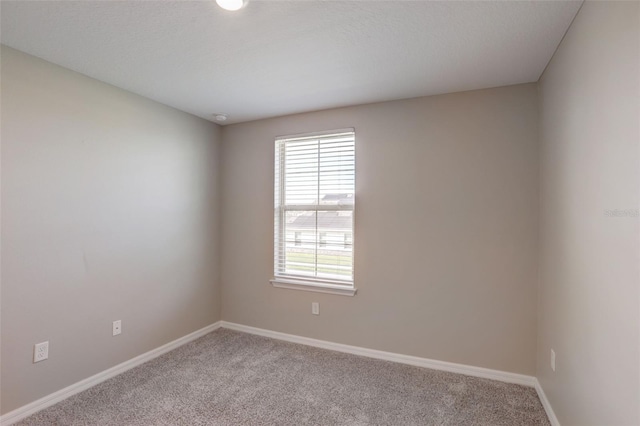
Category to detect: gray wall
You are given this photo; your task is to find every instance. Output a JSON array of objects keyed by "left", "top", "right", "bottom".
[
  {"left": 537, "top": 2, "right": 640, "bottom": 425},
  {"left": 221, "top": 84, "right": 540, "bottom": 375},
  {"left": 0, "top": 46, "right": 222, "bottom": 414}
]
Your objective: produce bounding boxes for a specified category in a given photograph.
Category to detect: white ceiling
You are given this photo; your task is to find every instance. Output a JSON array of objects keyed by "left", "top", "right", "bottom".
[{"left": 1, "top": 1, "right": 581, "bottom": 124}]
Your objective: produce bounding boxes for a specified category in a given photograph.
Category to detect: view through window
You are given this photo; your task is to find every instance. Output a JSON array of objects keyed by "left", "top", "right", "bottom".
[{"left": 274, "top": 130, "right": 355, "bottom": 286}]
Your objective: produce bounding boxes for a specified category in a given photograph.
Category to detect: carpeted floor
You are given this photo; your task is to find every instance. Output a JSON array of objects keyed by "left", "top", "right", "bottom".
[{"left": 17, "top": 328, "right": 550, "bottom": 425}]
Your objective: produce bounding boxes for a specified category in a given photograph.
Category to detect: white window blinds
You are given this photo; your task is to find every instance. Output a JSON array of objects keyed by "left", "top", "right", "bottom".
[{"left": 274, "top": 129, "right": 355, "bottom": 286}]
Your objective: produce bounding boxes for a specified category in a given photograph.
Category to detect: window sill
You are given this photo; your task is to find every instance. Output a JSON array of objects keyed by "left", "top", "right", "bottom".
[{"left": 270, "top": 277, "right": 357, "bottom": 296}]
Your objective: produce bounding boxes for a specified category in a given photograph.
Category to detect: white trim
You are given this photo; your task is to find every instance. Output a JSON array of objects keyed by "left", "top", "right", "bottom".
[
  {"left": 270, "top": 277, "right": 357, "bottom": 296},
  {"left": 275, "top": 128, "right": 355, "bottom": 142},
  {"left": 535, "top": 379, "right": 561, "bottom": 426},
  {"left": 1, "top": 320, "right": 553, "bottom": 426},
  {"left": 219, "top": 321, "right": 536, "bottom": 387},
  {"left": 0, "top": 321, "right": 222, "bottom": 426}
]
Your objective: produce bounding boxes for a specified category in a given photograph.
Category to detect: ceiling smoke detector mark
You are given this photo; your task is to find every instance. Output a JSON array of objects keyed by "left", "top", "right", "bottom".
[{"left": 214, "top": 114, "right": 228, "bottom": 122}]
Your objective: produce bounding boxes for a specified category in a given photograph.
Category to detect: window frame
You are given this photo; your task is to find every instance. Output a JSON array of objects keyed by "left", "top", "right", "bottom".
[{"left": 270, "top": 129, "right": 357, "bottom": 297}]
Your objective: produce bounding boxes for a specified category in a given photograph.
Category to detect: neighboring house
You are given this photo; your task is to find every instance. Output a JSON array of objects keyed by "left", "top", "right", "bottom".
[
  {"left": 286, "top": 194, "right": 353, "bottom": 251},
  {"left": 288, "top": 211, "right": 353, "bottom": 250}
]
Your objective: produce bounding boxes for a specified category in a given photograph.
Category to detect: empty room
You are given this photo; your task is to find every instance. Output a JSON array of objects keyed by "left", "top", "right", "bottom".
[{"left": 1, "top": 1, "right": 638, "bottom": 425}]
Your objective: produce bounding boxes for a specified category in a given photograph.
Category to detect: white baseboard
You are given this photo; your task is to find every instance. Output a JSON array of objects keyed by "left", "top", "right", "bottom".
[
  {"left": 535, "top": 379, "right": 561, "bottom": 426},
  {"left": 219, "top": 321, "right": 537, "bottom": 387},
  {"left": 2, "top": 320, "right": 550, "bottom": 426},
  {"left": 0, "top": 321, "right": 222, "bottom": 426}
]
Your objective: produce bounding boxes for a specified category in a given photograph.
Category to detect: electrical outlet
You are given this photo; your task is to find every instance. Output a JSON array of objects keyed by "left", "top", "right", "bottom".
[
  {"left": 312, "top": 302, "right": 319, "bottom": 315},
  {"left": 113, "top": 320, "right": 122, "bottom": 336},
  {"left": 550, "top": 349, "right": 556, "bottom": 372},
  {"left": 34, "top": 341, "right": 49, "bottom": 363}
]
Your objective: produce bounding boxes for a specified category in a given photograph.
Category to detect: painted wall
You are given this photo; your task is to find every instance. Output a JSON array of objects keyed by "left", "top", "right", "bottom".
[
  {"left": 0, "top": 46, "right": 222, "bottom": 413},
  {"left": 220, "top": 84, "right": 540, "bottom": 375},
  {"left": 536, "top": 2, "right": 640, "bottom": 425}
]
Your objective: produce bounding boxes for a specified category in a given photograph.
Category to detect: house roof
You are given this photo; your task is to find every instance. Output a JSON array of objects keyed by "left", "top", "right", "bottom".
[
  {"left": 290, "top": 212, "right": 352, "bottom": 231},
  {"left": 322, "top": 194, "right": 353, "bottom": 203}
]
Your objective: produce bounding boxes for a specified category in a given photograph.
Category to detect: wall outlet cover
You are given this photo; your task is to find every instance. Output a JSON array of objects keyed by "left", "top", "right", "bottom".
[
  {"left": 113, "top": 320, "right": 122, "bottom": 336},
  {"left": 34, "top": 341, "right": 49, "bottom": 363}
]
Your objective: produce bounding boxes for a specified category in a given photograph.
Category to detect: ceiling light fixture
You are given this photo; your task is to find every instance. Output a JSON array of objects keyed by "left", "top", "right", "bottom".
[
  {"left": 216, "top": 0, "right": 246, "bottom": 11},
  {"left": 214, "top": 113, "right": 228, "bottom": 122}
]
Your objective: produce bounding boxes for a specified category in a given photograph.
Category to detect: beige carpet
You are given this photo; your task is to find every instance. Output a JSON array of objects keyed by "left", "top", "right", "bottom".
[{"left": 17, "top": 328, "right": 550, "bottom": 425}]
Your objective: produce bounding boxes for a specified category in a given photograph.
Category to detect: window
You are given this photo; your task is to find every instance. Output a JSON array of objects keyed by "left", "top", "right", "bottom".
[
  {"left": 344, "top": 232, "right": 352, "bottom": 249},
  {"left": 319, "top": 232, "right": 327, "bottom": 248},
  {"left": 271, "top": 129, "right": 356, "bottom": 296}
]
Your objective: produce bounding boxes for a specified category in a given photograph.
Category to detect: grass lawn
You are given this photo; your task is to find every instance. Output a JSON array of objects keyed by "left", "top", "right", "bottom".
[{"left": 285, "top": 250, "right": 352, "bottom": 277}]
